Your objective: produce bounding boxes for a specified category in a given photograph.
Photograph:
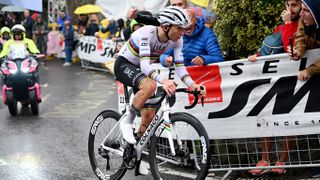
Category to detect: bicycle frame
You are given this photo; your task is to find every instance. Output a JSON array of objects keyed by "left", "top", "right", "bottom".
[
  {"left": 99, "top": 85, "right": 180, "bottom": 162},
  {"left": 135, "top": 98, "right": 176, "bottom": 161}
]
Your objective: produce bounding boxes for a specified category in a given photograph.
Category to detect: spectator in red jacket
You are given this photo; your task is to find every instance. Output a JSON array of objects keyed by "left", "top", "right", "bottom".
[
  {"left": 248, "top": 0, "right": 301, "bottom": 62},
  {"left": 248, "top": 0, "right": 302, "bottom": 177}
]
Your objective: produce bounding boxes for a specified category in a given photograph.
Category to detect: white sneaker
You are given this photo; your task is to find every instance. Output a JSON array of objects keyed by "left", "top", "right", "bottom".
[
  {"left": 119, "top": 113, "right": 136, "bottom": 144},
  {"left": 63, "top": 62, "right": 72, "bottom": 67},
  {"left": 139, "top": 161, "right": 149, "bottom": 175}
]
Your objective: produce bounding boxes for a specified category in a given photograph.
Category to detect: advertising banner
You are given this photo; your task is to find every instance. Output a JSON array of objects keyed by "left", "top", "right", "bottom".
[
  {"left": 117, "top": 49, "right": 320, "bottom": 139},
  {"left": 76, "top": 36, "right": 118, "bottom": 63}
]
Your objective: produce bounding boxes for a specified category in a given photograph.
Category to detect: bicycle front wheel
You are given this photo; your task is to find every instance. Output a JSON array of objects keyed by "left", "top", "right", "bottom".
[
  {"left": 88, "top": 110, "right": 127, "bottom": 180},
  {"left": 149, "top": 112, "right": 210, "bottom": 180}
]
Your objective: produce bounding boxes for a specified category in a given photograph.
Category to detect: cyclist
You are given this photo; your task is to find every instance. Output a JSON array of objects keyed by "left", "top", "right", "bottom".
[
  {"left": 114, "top": 6, "right": 206, "bottom": 145},
  {"left": 0, "top": 24, "right": 40, "bottom": 58}
]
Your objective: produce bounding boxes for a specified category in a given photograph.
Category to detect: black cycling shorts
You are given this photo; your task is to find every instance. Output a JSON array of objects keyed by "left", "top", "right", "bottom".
[{"left": 114, "top": 55, "right": 147, "bottom": 90}]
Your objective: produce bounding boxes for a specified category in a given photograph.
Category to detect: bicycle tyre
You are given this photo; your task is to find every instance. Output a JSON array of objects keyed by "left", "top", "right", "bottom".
[
  {"left": 29, "top": 89, "right": 39, "bottom": 115},
  {"left": 88, "top": 110, "right": 127, "bottom": 180},
  {"left": 149, "top": 112, "right": 210, "bottom": 180}
]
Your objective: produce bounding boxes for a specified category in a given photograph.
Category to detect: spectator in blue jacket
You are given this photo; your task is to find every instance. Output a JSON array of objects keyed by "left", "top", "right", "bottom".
[
  {"left": 57, "top": 11, "right": 71, "bottom": 31},
  {"left": 62, "top": 19, "right": 74, "bottom": 67},
  {"left": 160, "top": 9, "right": 223, "bottom": 67}
]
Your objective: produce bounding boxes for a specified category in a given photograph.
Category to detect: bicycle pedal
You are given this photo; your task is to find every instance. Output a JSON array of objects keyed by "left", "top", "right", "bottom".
[{"left": 123, "top": 144, "right": 137, "bottom": 170}]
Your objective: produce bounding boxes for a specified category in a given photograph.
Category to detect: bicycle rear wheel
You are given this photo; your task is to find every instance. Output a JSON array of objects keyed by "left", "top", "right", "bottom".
[
  {"left": 149, "top": 112, "right": 210, "bottom": 180},
  {"left": 88, "top": 110, "right": 127, "bottom": 180}
]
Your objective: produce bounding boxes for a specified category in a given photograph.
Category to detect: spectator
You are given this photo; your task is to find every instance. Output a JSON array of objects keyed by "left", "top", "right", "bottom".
[
  {"left": 248, "top": 0, "right": 301, "bottom": 176},
  {"left": 32, "top": 15, "right": 49, "bottom": 54},
  {"left": 23, "top": 9, "right": 33, "bottom": 39},
  {"left": 0, "top": 14, "right": 6, "bottom": 29},
  {"left": 106, "top": 19, "right": 118, "bottom": 38},
  {"left": 204, "top": 11, "right": 217, "bottom": 29},
  {"left": 84, "top": 14, "right": 99, "bottom": 36},
  {"left": 57, "top": 11, "right": 71, "bottom": 31},
  {"left": 123, "top": 11, "right": 152, "bottom": 41},
  {"left": 5, "top": 13, "right": 21, "bottom": 28},
  {"left": 248, "top": 0, "right": 301, "bottom": 62},
  {"left": 290, "top": 0, "right": 320, "bottom": 82},
  {"left": 31, "top": 12, "right": 39, "bottom": 21},
  {"left": 114, "top": 18, "right": 125, "bottom": 41},
  {"left": 77, "top": 14, "right": 88, "bottom": 34},
  {"left": 123, "top": 19, "right": 145, "bottom": 41},
  {"left": 127, "top": 0, "right": 189, "bottom": 26},
  {"left": 12, "top": 13, "right": 21, "bottom": 25},
  {"left": 160, "top": 9, "right": 224, "bottom": 67},
  {"left": 128, "top": 0, "right": 217, "bottom": 27},
  {"left": 288, "top": 1, "right": 320, "bottom": 177},
  {"left": 96, "top": 19, "right": 110, "bottom": 39},
  {"left": 62, "top": 19, "right": 74, "bottom": 67}
]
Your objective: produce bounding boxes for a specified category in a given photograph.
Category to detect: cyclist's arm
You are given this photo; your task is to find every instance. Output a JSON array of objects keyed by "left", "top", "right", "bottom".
[
  {"left": 173, "top": 39, "right": 194, "bottom": 87},
  {"left": 139, "top": 35, "right": 165, "bottom": 83}
]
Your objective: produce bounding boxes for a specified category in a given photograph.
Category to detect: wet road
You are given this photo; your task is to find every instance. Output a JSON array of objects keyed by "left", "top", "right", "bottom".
[
  {"left": 0, "top": 60, "right": 155, "bottom": 179},
  {"left": 0, "top": 59, "right": 315, "bottom": 180}
]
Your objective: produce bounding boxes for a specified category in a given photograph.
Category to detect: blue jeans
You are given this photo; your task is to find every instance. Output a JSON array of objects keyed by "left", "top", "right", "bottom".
[{"left": 65, "top": 47, "right": 73, "bottom": 63}]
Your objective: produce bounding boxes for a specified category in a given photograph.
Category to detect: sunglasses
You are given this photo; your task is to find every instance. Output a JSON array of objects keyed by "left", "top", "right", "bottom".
[{"left": 171, "top": 2, "right": 184, "bottom": 7}]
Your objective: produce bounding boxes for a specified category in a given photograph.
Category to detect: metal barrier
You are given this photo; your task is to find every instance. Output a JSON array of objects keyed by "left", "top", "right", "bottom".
[
  {"left": 149, "top": 134, "right": 320, "bottom": 178},
  {"left": 81, "top": 59, "right": 110, "bottom": 72},
  {"left": 209, "top": 134, "right": 320, "bottom": 178}
]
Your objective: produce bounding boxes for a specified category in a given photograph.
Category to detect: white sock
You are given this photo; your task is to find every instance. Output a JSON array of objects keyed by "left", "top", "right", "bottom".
[{"left": 123, "top": 105, "right": 136, "bottom": 124}]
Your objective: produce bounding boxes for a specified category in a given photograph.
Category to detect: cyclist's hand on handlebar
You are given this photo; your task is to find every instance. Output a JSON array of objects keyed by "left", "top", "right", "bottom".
[
  {"left": 162, "top": 79, "right": 178, "bottom": 97},
  {"left": 191, "top": 84, "right": 206, "bottom": 97}
]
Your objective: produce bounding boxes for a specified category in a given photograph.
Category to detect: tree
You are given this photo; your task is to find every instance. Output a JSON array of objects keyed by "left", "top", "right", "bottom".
[{"left": 214, "top": 0, "right": 284, "bottom": 60}]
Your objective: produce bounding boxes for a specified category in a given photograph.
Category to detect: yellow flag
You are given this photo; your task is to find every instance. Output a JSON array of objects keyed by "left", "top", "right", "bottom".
[{"left": 190, "top": 0, "right": 210, "bottom": 7}]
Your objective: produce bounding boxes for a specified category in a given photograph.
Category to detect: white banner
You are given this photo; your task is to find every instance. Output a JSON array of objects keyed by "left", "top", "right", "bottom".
[
  {"left": 117, "top": 49, "right": 320, "bottom": 139},
  {"left": 76, "top": 36, "right": 118, "bottom": 63},
  {"left": 95, "top": 0, "right": 168, "bottom": 20},
  {"left": 1, "top": 0, "right": 42, "bottom": 12}
]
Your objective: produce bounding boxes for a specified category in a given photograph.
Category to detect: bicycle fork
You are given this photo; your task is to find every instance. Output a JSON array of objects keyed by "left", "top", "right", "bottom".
[{"left": 162, "top": 110, "right": 177, "bottom": 156}]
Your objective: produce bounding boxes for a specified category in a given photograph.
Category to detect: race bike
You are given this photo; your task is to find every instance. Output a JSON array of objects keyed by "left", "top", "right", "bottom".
[
  {"left": 0, "top": 43, "right": 44, "bottom": 115},
  {"left": 88, "top": 85, "right": 211, "bottom": 180}
]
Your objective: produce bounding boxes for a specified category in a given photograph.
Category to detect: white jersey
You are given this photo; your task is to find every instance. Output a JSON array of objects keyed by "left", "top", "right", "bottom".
[{"left": 119, "top": 25, "right": 194, "bottom": 86}]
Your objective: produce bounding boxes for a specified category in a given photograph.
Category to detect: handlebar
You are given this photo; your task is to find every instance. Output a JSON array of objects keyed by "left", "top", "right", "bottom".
[
  {"left": 0, "top": 54, "right": 45, "bottom": 60},
  {"left": 144, "top": 87, "right": 204, "bottom": 109},
  {"left": 31, "top": 54, "right": 45, "bottom": 59}
]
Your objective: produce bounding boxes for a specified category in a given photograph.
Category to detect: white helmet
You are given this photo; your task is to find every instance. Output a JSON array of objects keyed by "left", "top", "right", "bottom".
[
  {"left": 11, "top": 24, "right": 26, "bottom": 40},
  {"left": 11, "top": 24, "right": 26, "bottom": 33},
  {"left": 157, "top": 6, "right": 191, "bottom": 28}
]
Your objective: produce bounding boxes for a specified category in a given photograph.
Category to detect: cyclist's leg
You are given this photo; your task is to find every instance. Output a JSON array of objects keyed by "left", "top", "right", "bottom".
[
  {"left": 114, "top": 56, "right": 156, "bottom": 144},
  {"left": 138, "top": 107, "right": 156, "bottom": 137},
  {"left": 132, "top": 78, "right": 157, "bottom": 109},
  {"left": 136, "top": 107, "right": 156, "bottom": 175}
]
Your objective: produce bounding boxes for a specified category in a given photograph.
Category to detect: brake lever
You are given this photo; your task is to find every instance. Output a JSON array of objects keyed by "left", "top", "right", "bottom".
[{"left": 200, "top": 86, "right": 204, "bottom": 107}]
